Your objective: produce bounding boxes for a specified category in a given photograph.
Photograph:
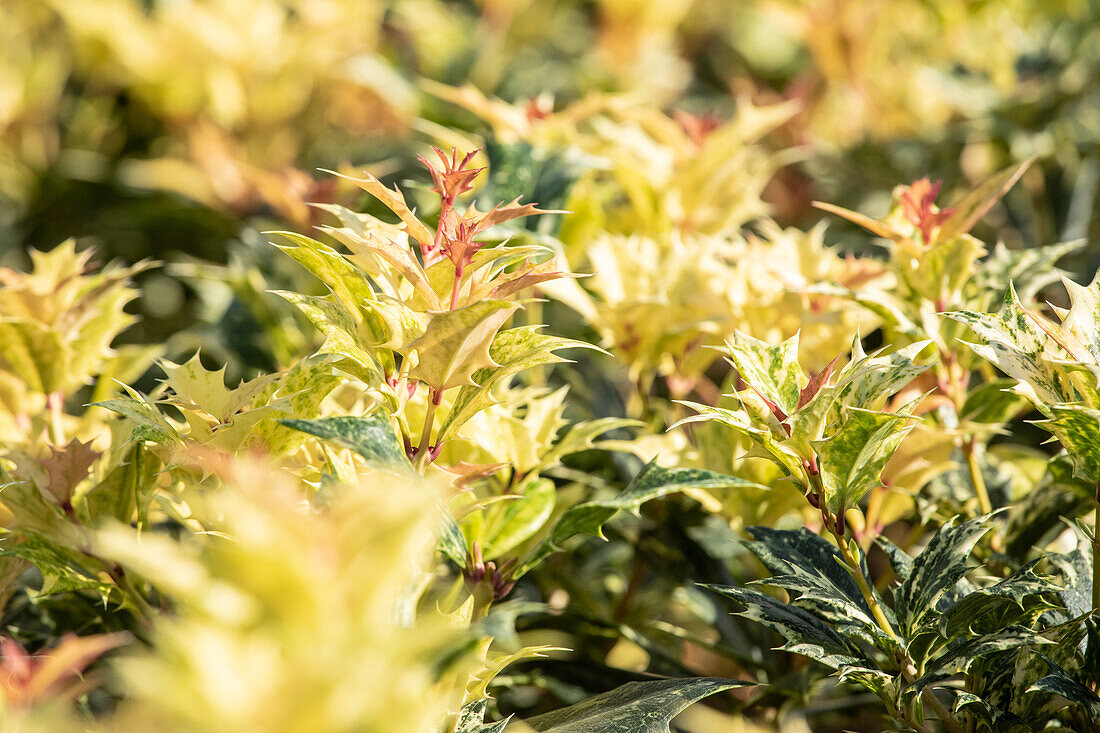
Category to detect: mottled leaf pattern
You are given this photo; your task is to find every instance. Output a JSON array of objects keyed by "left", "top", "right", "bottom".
[
  {"left": 280, "top": 414, "right": 417, "bottom": 477},
  {"left": 814, "top": 407, "right": 916, "bottom": 515},
  {"left": 1027, "top": 656, "right": 1100, "bottom": 718},
  {"left": 519, "top": 677, "right": 748, "bottom": 733},
  {"left": 894, "top": 516, "right": 991, "bottom": 635},
  {"left": 706, "top": 585, "right": 867, "bottom": 669}
]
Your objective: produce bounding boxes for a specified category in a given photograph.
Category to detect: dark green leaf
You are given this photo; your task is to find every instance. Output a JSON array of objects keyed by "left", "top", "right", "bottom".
[
  {"left": 938, "top": 561, "right": 1061, "bottom": 639},
  {"left": 706, "top": 585, "right": 869, "bottom": 669},
  {"left": 279, "top": 414, "right": 417, "bottom": 477},
  {"left": 517, "top": 677, "right": 748, "bottom": 732},
  {"left": 742, "top": 527, "right": 891, "bottom": 645},
  {"left": 894, "top": 516, "right": 991, "bottom": 635},
  {"left": 1027, "top": 655, "right": 1100, "bottom": 718},
  {"left": 519, "top": 463, "right": 761, "bottom": 575}
]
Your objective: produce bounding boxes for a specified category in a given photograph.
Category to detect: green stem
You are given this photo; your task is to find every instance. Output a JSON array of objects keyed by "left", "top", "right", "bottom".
[
  {"left": 837, "top": 538, "right": 900, "bottom": 645},
  {"left": 1093, "top": 488, "right": 1099, "bottom": 614},
  {"left": 414, "top": 390, "right": 441, "bottom": 472},
  {"left": 964, "top": 437, "right": 992, "bottom": 515},
  {"left": 108, "top": 565, "right": 155, "bottom": 626},
  {"left": 921, "top": 689, "right": 966, "bottom": 733}
]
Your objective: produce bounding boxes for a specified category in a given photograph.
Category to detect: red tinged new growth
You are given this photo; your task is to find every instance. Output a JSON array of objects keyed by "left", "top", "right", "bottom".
[
  {"left": 0, "top": 633, "right": 128, "bottom": 708},
  {"left": 464, "top": 541, "right": 517, "bottom": 601},
  {"left": 673, "top": 110, "right": 721, "bottom": 147},
  {"left": 797, "top": 355, "right": 839, "bottom": 411},
  {"left": 899, "top": 177, "right": 956, "bottom": 245},
  {"left": 418, "top": 147, "right": 483, "bottom": 204},
  {"left": 418, "top": 146, "right": 563, "bottom": 309}
]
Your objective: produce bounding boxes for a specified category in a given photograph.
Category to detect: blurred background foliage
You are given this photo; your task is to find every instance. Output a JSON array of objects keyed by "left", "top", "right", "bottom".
[
  {"left": 5, "top": 0, "right": 1100, "bottom": 369},
  {"left": 2, "top": 1, "right": 1100, "bottom": 731}
]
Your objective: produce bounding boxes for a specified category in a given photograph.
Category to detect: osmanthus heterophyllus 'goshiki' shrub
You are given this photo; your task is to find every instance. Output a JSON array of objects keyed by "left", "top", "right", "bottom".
[
  {"left": 681, "top": 163, "right": 1100, "bottom": 731},
  {"left": 1, "top": 142, "right": 1099, "bottom": 731}
]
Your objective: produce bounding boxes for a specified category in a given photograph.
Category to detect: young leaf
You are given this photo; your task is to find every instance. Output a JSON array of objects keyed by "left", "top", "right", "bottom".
[
  {"left": 720, "top": 331, "right": 805, "bottom": 418},
  {"left": 269, "top": 231, "right": 375, "bottom": 315},
  {"left": 272, "top": 291, "right": 385, "bottom": 387},
  {"left": 813, "top": 407, "right": 917, "bottom": 516},
  {"left": 325, "top": 169, "right": 435, "bottom": 254},
  {"left": 406, "top": 300, "right": 519, "bottom": 392},
  {"left": 518, "top": 677, "right": 748, "bottom": 733},
  {"left": 439, "top": 326, "right": 598, "bottom": 441}
]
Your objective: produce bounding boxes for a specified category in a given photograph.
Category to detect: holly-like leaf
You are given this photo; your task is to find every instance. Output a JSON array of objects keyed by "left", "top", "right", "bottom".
[
  {"left": 894, "top": 516, "right": 991, "bottom": 635},
  {"left": 742, "top": 527, "right": 886, "bottom": 644},
  {"left": 549, "top": 463, "right": 762, "bottom": 546},
  {"left": 673, "top": 402, "right": 805, "bottom": 478},
  {"left": 269, "top": 231, "right": 376, "bottom": 315},
  {"left": 406, "top": 300, "right": 520, "bottom": 392},
  {"left": 813, "top": 406, "right": 917, "bottom": 516},
  {"left": 719, "top": 331, "right": 805, "bottom": 417},
  {"left": 251, "top": 361, "right": 343, "bottom": 455},
  {"left": 918, "top": 627, "right": 1051, "bottom": 688},
  {"left": 0, "top": 320, "right": 69, "bottom": 395},
  {"left": 841, "top": 340, "right": 932, "bottom": 411},
  {"left": 706, "top": 585, "right": 868, "bottom": 669},
  {"left": 38, "top": 438, "right": 100, "bottom": 507},
  {"left": 324, "top": 224, "right": 440, "bottom": 310},
  {"left": 520, "top": 463, "right": 762, "bottom": 575},
  {"left": 456, "top": 699, "right": 510, "bottom": 733},
  {"left": 518, "top": 677, "right": 748, "bottom": 733},
  {"left": 937, "top": 561, "right": 1060, "bottom": 639},
  {"left": 439, "top": 326, "right": 599, "bottom": 441},
  {"left": 92, "top": 385, "right": 180, "bottom": 446},
  {"left": 1037, "top": 404, "right": 1100, "bottom": 483},
  {"left": 359, "top": 295, "right": 428, "bottom": 350},
  {"left": 0, "top": 533, "right": 111, "bottom": 596},
  {"left": 279, "top": 414, "right": 417, "bottom": 478},
  {"left": 272, "top": 291, "right": 385, "bottom": 386},
  {"left": 158, "top": 351, "right": 278, "bottom": 425},
  {"left": 1027, "top": 656, "right": 1100, "bottom": 719},
  {"left": 325, "top": 169, "right": 435, "bottom": 254},
  {"left": 976, "top": 240, "right": 1081, "bottom": 305},
  {"left": 944, "top": 287, "right": 1067, "bottom": 406},
  {"left": 539, "top": 417, "right": 643, "bottom": 468}
]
